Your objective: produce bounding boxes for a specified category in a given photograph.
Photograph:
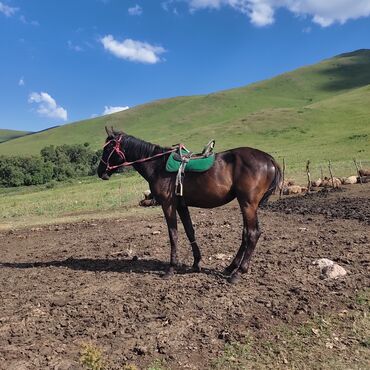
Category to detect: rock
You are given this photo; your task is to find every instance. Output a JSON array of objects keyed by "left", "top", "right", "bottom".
[
  {"left": 321, "top": 264, "right": 347, "bottom": 279},
  {"left": 152, "top": 230, "right": 161, "bottom": 235},
  {"left": 313, "top": 258, "right": 334, "bottom": 269},
  {"left": 214, "top": 253, "right": 230, "bottom": 260},
  {"left": 313, "top": 258, "right": 347, "bottom": 279}
]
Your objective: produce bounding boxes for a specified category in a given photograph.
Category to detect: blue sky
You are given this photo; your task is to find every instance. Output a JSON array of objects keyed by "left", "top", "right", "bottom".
[{"left": 1, "top": 0, "right": 370, "bottom": 132}]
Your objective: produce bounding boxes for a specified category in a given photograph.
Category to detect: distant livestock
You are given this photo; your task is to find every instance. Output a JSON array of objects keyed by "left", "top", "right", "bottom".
[
  {"left": 282, "top": 185, "right": 307, "bottom": 195},
  {"left": 359, "top": 168, "right": 370, "bottom": 177}
]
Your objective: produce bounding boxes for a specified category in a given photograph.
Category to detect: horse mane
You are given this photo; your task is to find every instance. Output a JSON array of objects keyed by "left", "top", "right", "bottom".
[{"left": 120, "top": 133, "right": 168, "bottom": 159}]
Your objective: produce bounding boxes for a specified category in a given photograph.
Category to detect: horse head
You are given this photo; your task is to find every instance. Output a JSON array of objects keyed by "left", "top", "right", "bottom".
[{"left": 97, "top": 126, "right": 126, "bottom": 180}]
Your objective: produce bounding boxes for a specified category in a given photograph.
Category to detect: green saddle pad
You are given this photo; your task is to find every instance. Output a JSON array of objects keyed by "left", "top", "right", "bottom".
[{"left": 166, "top": 150, "right": 215, "bottom": 173}]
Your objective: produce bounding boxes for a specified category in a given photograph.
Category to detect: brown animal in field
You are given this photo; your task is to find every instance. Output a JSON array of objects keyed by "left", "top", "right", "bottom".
[
  {"left": 282, "top": 185, "right": 306, "bottom": 195},
  {"left": 283, "top": 179, "right": 295, "bottom": 187},
  {"left": 139, "top": 190, "right": 159, "bottom": 207},
  {"left": 321, "top": 177, "right": 341, "bottom": 188},
  {"left": 342, "top": 176, "right": 358, "bottom": 185},
  {"left": 359, "top": 168, "right": 370, "bottom": 177}
]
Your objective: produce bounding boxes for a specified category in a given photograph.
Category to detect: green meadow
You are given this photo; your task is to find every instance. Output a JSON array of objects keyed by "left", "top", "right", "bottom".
[
  {"left": 0, "top": 173, "right": 151, "bottom": 229},
  {"left": 1, "top": 50, "right": 370, "bottom": 227},
  {"left": 0, "top": 129, "right": 30, "bottom": 143}
]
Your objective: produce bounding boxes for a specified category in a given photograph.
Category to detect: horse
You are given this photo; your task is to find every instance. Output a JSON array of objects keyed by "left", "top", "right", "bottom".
[{"left": 97, "top": 127, "right": 282, "bottom": 284}]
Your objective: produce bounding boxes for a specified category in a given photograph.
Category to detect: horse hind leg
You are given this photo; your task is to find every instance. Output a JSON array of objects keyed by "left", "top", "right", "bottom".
[
  {"left": 228, "top": 202, "right": 261, "bottom": 284},
  {"left": 177, "top": 204, "right": 202, "bottom": 272}
]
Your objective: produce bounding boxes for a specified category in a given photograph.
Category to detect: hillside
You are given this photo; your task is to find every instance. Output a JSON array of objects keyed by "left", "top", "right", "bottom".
[
  {"left": 1, "top": 49, "right": 370, "bottom": 176},
  {"left": 0, "top": 129, "right": 31, "bottom": 143}
]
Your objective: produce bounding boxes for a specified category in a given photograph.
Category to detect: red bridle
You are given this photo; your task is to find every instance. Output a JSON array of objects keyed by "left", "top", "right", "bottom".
[{"left": 100, "top": 135, "right": 180, "bottom": 172}]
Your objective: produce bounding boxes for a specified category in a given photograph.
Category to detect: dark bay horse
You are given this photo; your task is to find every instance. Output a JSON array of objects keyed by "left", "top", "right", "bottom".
[{"left": 97, "top": 128, "right": 282, "bottom": 283}]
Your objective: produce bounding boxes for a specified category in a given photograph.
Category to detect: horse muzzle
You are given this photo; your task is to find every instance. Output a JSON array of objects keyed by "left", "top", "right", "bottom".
[
  {"left": 97, "top": 162, "right": 111, "bottom": 180},
  {"left": 100, "top": 172, "right": 110, "bottom": 180}
]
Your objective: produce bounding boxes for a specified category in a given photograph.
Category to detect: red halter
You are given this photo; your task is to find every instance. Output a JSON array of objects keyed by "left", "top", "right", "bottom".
[{"left": 100, "top": 135, "right": 180, "bottom": 172}]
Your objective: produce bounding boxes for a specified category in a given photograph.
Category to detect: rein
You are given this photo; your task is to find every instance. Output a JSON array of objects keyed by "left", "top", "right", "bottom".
[{"left": 101, "top": 135, "right": 180, "bottom": 171}]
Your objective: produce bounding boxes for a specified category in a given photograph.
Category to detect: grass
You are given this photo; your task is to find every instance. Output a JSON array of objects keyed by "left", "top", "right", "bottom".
[
  {"left": 80, "top": 343, "right": 166, "bottom": 370},
  {"left": 0, "top": 50, "right": 370, "bottom": 179},
  {"left": 212, "top": 291, "right": 370, "bottom": 369},
  {"left": 0, "top": 129, "right": 30, "bottom": 143},
  {"left": 0, "top": 172, "right": 152, "bottom": 230},
  {"left": 80, "top": 343, "right": 106, "bottom": 370},
  {"left": 75, "top": 290, "right": 368, "bottom": 369}
]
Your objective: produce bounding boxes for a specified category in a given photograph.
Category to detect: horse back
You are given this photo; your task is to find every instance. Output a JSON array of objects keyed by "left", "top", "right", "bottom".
[{"left": 178, "top": 147, "right": 280, "bottom": 208}]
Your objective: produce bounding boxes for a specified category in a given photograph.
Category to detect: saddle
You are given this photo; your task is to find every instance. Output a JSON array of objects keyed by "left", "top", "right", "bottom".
[{"left": 165, "top": 140, "right": 216, "bottom": 196}]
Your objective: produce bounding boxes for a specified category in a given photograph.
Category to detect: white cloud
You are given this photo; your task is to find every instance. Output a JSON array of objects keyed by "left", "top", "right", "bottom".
[
  {"left": 128, "top": 4, "right": 143, "bottom": 15},
  {"left": 0, "top": 1, "right": 18, "bottom": 17},
  {"left": 68, "top": 40, "right": 83, "bottom": 52},
  {"left": 103, "top": 106, "right": 129, "bottom": 115},
  {"left": 18, "top": 77, "right": 25, "bottom": 86},
  {"left": 186, "top": 0, "right": 370, "bottom": 27},
  {"left": 28, "top": 92, "right": 68, "bottom": 121},
  {"left": 19, "top": 14, "right": 39, "bottom": 26},
  {"left": 100, "top": 35, "right": 166, "bottom": 64}
]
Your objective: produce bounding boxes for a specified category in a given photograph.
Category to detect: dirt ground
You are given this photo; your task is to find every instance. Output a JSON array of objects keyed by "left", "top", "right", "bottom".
[{"left": 1, "top": 184, "right": 369, "bottom": 369}]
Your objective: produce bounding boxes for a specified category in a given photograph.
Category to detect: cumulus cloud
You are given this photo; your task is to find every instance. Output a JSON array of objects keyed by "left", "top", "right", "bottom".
[
  {"left": 28, "top": 92, "right": 68, "bottom": 121},
  {"left": 0, "top": 1, "right": 18, "bottom": 17},
  {"left": 128, "top": 4, "right": 143, "bottom": 15},
  {"left": 100, "top": 35, "right": 166, "bottom": 64},
  {"left": 186, "top": 0, "right": 370, "bottom": 27},
  {"left": 103, "top": 106, "right": 130, "bottom": 115}
]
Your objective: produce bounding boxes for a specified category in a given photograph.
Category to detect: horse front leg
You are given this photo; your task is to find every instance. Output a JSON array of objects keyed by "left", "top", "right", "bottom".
[
  {"left": 162, "top": 202, "right": 179, "bottom": 279},
  {"left": 177, "top": 203, "right": 201, "bottom": 272}
]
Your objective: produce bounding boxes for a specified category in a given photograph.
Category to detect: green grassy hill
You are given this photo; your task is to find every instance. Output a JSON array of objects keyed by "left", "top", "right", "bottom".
[
  {"left": 0, "top": 129, "right": 31, "bottom": 143},
  {"left": 1, "top": 49, "right": 370, "bottom": 178}
]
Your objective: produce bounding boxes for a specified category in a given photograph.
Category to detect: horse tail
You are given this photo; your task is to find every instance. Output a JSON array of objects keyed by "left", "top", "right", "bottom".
[{"left": 259, "top": 157, "right": 282, "bottom": 206}]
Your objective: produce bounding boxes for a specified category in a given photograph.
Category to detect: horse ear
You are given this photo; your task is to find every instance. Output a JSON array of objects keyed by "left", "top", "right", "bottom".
[{"left": 105, "top": 126, "right": 112, "bottom": 136}]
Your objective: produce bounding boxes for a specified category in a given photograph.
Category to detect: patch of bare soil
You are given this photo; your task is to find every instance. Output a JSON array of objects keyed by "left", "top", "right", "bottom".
[
  {"left": 264, "top": 184, "right": 370, "bottom": 224},
  {"left": 0, "top": 184, "right": 369, "bottom": 369}
]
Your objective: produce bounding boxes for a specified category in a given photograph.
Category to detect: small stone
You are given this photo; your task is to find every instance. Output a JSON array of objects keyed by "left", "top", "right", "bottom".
[
  {"left": 313, "top": 258, "right": 334, "bottom": 269},
  {"left": 321, "top": 264, "right": 347, "bottom": 279},
  {"left": 152, "top": 231, "right": 161, "bottom": 235}
]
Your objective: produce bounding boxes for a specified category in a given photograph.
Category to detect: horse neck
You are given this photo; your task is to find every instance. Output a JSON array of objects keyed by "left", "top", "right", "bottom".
[{"left": 121, "top": 136, "right": 166, "bottom": 182}]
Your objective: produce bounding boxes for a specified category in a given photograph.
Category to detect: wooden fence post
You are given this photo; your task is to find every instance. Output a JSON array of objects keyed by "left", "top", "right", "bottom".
[
  {"left": 353, "top": 158, "right": 362, "bottom": 185},
  {"left": 328, "top": 160, "right": 335, "bottom": 189},
  {"left": 306, "top": 160, "right": 311, "bottom": 193}
]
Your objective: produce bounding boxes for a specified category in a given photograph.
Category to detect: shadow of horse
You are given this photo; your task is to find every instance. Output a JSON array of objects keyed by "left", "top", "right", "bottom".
[{"left": 0, "top": 257, "right": 221, "bottom": 278}]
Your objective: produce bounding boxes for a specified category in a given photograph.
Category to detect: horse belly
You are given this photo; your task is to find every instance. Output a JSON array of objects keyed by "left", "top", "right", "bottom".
[{"left": 182, "top": 171, "right": 235, "bottom": 208}]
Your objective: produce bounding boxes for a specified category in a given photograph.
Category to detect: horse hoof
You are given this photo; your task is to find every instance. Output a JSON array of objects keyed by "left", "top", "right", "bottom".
[
  {"left": 191, "top": 265, "right": 201, "bottom": 273},
  {"left": 227, "top": 273, "right": 240, "bottom": 284},
  {"left": 162, "top": 271, "right": 174, "bottom": 279},
  {"left": 223, "top": 266, "right": 235, "bottom": 276}
]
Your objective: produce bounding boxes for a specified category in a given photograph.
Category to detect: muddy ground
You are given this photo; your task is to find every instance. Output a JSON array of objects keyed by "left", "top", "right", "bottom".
[{"left": 1, "top": 184, "right": 369, "bottom": 369}]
